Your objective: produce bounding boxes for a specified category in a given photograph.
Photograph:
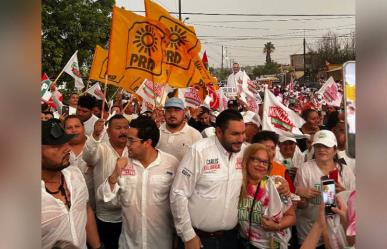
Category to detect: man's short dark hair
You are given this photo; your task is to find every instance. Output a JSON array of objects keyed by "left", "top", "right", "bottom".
[
  {"left": 41, "top": 103, "right": 50, "bottom": 112},
  {"left": 77, "top": 95, "right": 95, "bottom": 110},
  {"left": 252, "top": 130, "right": 279, "bottom": 145},
  {"left": 93, "top": 99, "right": 109, "bottom": 112},
  {"left": 129, "top": 116, "right": 160, "bottom": 147},
  {"left": 215, "top": 109, "right": 243, "bottom": 131},
  {"left": 108, "top": 114, "right": 129, "bottom": 127},
  {"left": 64, "top": 115, "right": 84, "bottom": 127},
  {"left": 198, "top": 106, "right": 210, "bottom": 118}
]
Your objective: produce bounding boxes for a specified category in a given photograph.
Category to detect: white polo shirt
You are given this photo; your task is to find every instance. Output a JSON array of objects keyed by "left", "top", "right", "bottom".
[
  {"left": 170, "top": 135, "right": 246, "bottom": 242},
  {"left": 41, "top": 166, "right": 88, "bottom": 249},
  {"left": 157, "top": 122, "right": 202, "bottom": 161},
  {"left": 83, "top": 136, "right": 128, "bottom": 223},
  {"left": 97, "top": 150, "right": 179, "bottom": 249}
]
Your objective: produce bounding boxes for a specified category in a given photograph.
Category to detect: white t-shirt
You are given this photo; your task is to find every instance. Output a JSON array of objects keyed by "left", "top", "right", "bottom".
[
  {"left": 157, "top": 122, "right": 202, "bottom": 161},
  {"left": 41, "top": 166, "right": 88, "bottom": 249},
  {"left": 294, "top": 160, "right": 355, "bottom": 245},
  {"left": 226, "top": 71, "right": 244, "bottom": 88}
]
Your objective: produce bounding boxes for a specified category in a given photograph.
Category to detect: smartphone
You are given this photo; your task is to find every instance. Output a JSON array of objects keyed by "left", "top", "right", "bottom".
[
  {"left": 62, "top": 105, "right": 69, "bottom": 116},
  {"left": 321, "top": 177, "right": 336, "bottom": 215}
]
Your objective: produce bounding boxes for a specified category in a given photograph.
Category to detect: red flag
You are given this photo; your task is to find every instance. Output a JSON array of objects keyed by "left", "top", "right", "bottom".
[{"left": 202, "top": 51, "right": 208, "bottom": 69}]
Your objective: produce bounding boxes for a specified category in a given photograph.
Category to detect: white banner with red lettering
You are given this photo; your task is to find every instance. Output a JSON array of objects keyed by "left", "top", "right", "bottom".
[
  {"left": 178, "top": 87, "right": 202, "bottom": 108},
  {"left": 136, "top": 79, "right": 167, "bottom": 110},
  {"left": 262, "top": 87, "right": 306, "bottom": 138},
  {"left": 317, "top": 76, "right": 343, "bottom": 107}
]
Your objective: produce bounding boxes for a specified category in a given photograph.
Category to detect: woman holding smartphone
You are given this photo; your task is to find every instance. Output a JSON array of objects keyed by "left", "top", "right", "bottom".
[
  {"left": 238, "top": 144, "right": 296, "bottom": 249},
  {"left": 294, "top": 130, "right": 355, "bottom": 248}
]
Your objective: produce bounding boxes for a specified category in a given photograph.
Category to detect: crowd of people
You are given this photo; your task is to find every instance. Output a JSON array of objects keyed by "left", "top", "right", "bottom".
[{"left": 41, "top": 69, "right": 356, "bottom": 249}]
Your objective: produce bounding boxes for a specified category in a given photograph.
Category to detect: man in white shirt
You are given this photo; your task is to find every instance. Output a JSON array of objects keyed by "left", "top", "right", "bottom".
[
  {"left": 97, "top": 117, "right": 179, "bottom": 249},
  {"left": 77, "top": 94, "right": 100, "bottom": 136},
  {"left": 226, "top": 62, "right": 244, "bottom": 88},
  {"left": 64, "top": 115, "right": 96, "bottom": 210},
  {"left": 331, "top": 120, "right": 356, "bottom": 175},
  {"left": 157, "top": 97, "right": 202, "bottom": 161},
  {"left": 41, "top": 119, "right": 101, "bottom": 249},
  {"left": 83, "top": 114, "right": 129, "bottom": 249},
  {"left": 170, "top": 109, "right": 246, "bottom": 249}
]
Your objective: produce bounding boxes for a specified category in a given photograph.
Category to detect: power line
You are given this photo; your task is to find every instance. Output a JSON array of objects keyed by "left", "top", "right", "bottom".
[
  {"left": 192, "top": 16, "right": 355, "bottom": 23},
  {"left": 132, "top": 10, "right": 354, "bottom": 17}
]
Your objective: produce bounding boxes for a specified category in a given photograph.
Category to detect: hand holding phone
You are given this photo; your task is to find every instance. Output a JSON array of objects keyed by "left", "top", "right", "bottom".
[
  {"left": 321, "top": 176, "right": 336, "bottom": 216},
  {"left": 62, "top": 105, "right": 69, "bottom": 116}
]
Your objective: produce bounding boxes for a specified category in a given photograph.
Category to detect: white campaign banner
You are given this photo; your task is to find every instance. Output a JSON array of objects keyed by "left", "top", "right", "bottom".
[
  {"left": 317, "top": 76, "right": 343, "bottom": 107},
  {"left": 178, "top": 87, "right": 202, "bottom": 108},
  {"left": 262, "top": 87, "right": 306, "bottom": 138}
]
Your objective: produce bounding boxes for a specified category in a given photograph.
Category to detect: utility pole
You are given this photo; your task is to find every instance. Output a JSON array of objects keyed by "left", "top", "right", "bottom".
[
  {"left": 303, "top": 34, "right": 306, "bottom": 86},
  {"left": 178, "top": 0, "right": 181, "bottom": 20},
  {"left": 221, "top": 45, "right": 224, "bottom": 73}
]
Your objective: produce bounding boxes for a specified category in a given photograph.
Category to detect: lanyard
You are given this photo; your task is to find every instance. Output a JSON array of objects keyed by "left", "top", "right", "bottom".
[{"left": 248, "top": 182, "right": 261, "bottom": 241}]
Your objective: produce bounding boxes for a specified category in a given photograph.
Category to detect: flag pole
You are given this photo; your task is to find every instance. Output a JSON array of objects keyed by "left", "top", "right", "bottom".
[{"left": 101, "top": 75, "right": 108, "bottom": 118}]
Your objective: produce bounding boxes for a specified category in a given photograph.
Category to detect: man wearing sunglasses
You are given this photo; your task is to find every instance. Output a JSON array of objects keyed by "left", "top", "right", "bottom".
[
  {"left": 83, "top": 114, "right": 129, "bottom": 249},
  {"left": 97, "top": 117, "right": 179, "bottom": 249},
  {"left": 41, "top": 119, "right": 102, "bottom": 249}
]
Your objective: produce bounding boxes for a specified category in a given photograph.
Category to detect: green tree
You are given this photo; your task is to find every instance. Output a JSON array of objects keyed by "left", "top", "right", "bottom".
[
  {"left": 42, "top": 0, "right": 114, "bottom": 89},
  {"left": 307, "top": 31, "right": 355, "bottom": 80},
  {"left": 263, "top": 42, "right": 275, "bottom": 64}
]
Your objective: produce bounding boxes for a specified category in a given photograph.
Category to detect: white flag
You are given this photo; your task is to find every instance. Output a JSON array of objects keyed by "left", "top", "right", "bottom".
[
  {"left": 239, "top": 71, "right": 262, "bottom": 112},
  {"left": 317, "top": 76, "right": 343, "bottom": 107},
  {"left": 63, "top": 50, "right": 84, "bottom": 90},
  {"left": 136, "top": 79, "right": 167, "bottom": 110},
  {"left": 85, "top": 83, "right": 103, "bottom": 100},
  {"left": 262, "top": 87, "right": 306, "bottom": 138},
  {"left": 217, "top": 89, "right": 229, "bottom": 112}
]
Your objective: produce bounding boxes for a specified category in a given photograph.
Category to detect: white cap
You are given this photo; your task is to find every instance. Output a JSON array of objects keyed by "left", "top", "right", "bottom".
[
  {"left": 241, "top": 111, "right": 261, "bottom": 128},
  {"left": 312, "top": 130, "right": 337, "bottom": 148},
  {"left": 279, "top": 135, "right": 297, "bottom": 143}
]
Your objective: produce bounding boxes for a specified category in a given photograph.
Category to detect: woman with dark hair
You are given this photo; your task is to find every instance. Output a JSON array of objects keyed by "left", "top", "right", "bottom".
[
  {"left": 297, "top": 109, "right": 324, "bottom": 152},
  {"left": 294, "top": 130, "right": 355, "bottom": 248},
  {"left": 238, "top": 144, "right": 295, "bottom": 249}
]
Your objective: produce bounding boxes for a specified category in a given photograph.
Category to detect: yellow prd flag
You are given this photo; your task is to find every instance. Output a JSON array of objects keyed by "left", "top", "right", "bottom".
[
  {"left": 107, "top": 6, "right": 168, "bottom": 92},
  {"left": 89, "top": 45, "right": 121, "bottom": 87},
  {"left": 145, "top": 0, "right": 206, "bottom": 88}
]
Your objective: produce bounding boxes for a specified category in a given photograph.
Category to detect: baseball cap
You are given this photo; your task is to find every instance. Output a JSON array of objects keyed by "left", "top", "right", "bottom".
[
  {"left": 164, "top": 97, "right": 184, "bottom": 110},
  {"left": 42, "top": 119, "right": 76, "bottom": 145},
  {"left": 312, "top": 130, "right": 337, "bottom": 147},
  {"left": 279, "top": 135, "right": 297, "bottom": 143},
  {"left": 241, "top": 111, "right": 261, "bottom": 127},
  {"left": 227, "top": 99, "right": 238, "bottom": 107}
]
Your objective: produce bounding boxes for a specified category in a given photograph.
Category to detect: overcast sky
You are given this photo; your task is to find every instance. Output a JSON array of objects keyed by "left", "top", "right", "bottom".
[{"left": 115, "top": 0, "right": 355, "bottom": 68}]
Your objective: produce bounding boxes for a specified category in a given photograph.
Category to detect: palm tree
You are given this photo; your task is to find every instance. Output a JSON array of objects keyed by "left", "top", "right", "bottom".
[{"left": 263, "top": 42, "right": 275, "bottom": 64}]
